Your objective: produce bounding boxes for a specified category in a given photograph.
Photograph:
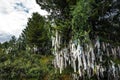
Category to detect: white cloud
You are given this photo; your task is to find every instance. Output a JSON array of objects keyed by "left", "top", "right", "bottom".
[{"left": 0, "top": 0, "right": 48, "bottom": 42}]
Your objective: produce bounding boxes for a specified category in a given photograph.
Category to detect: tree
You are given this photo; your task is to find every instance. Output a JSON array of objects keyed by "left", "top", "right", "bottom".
[
  {"left": 89, "top": 0, "right": 120, "bottom": 45},
  {"left": 0, "top": 43, "right": 2, "bottom": 53},
  {"left": 17, "top": 35, "right": 26, "bottom": 51},
  {"left": 36, "top": 0, "right": 76, "bottom": 22},
  {"left": 2, "top": 41, "right": 9, "bottom": 49},
  {"left": 36, "top": 0, "right": 76, "bottom": 46},
  {"left": 24, "top": 12, "right": 51, "bottom": 54},
  {"left": 9, "top": 36, "right": 16, "bottom": 45},
  {"left": 71, "top": 0, "right": 93, "bottom": 42},
  {"left": 36, "top": 0, "right": 120, "bottom": 79},
  {"left": 0, "top": 43, "right": 2, "bottom": 48}
]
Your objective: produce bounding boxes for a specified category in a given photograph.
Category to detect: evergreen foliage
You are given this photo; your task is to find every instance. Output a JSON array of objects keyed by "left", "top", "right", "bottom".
[
  {"left": 89, "top": 0, "right": 120, "bottom": 44},
  {"left": 0, "top": 0, "right": 120, "bottom": 80},
  {"left": 23, "top": 12, "right": 51, "bottom": 54}
]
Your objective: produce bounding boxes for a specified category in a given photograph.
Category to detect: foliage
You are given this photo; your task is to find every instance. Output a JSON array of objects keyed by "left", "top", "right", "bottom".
[
  {"left": 71, "top": 0, "right": 93, "bottom": 42},
  {"left": 0, "top": 50, "right": 74, "bottom": 80},
  {"left": 89, "top": 0, "right": 120, "bottom": 44},
  {"left": 0, "top": 0, "right": 120, "bottom": 79},
  {"left": 36, "top": 0, "right": 76, "bottom": 22},
  {"left": 0, "top": 34, "right": 73, "bottom": 80},
  {"left": 23, "top": 12, "right": 51, "bottom": 54},
  {"left": 0, "top": 51, "right": 50, "bottom": 79}
]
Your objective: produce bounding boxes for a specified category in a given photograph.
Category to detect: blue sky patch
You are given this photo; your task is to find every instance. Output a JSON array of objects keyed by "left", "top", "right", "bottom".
[{"left": 14, "top": 2, "right": 29, "bottom": 13}]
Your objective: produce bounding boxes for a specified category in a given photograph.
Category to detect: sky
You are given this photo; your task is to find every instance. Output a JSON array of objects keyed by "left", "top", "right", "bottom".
[{"left": 0, "top": 0, "right": 48, "bottom": 43}]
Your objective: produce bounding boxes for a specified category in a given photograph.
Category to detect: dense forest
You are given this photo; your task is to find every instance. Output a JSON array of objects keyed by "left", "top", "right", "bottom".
[{"left": 0, "top": 0, "right": 120, "bottom": 80}]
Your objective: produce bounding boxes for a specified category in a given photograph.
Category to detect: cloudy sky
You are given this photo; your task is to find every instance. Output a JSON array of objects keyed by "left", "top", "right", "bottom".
[{"left": 0, "top": 0, "right": 48, "bottom": 43}]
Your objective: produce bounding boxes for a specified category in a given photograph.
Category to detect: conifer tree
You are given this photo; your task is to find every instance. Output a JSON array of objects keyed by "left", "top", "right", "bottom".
[{"left": 23, "top": 12, "right": 51, "bottom": 54}]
